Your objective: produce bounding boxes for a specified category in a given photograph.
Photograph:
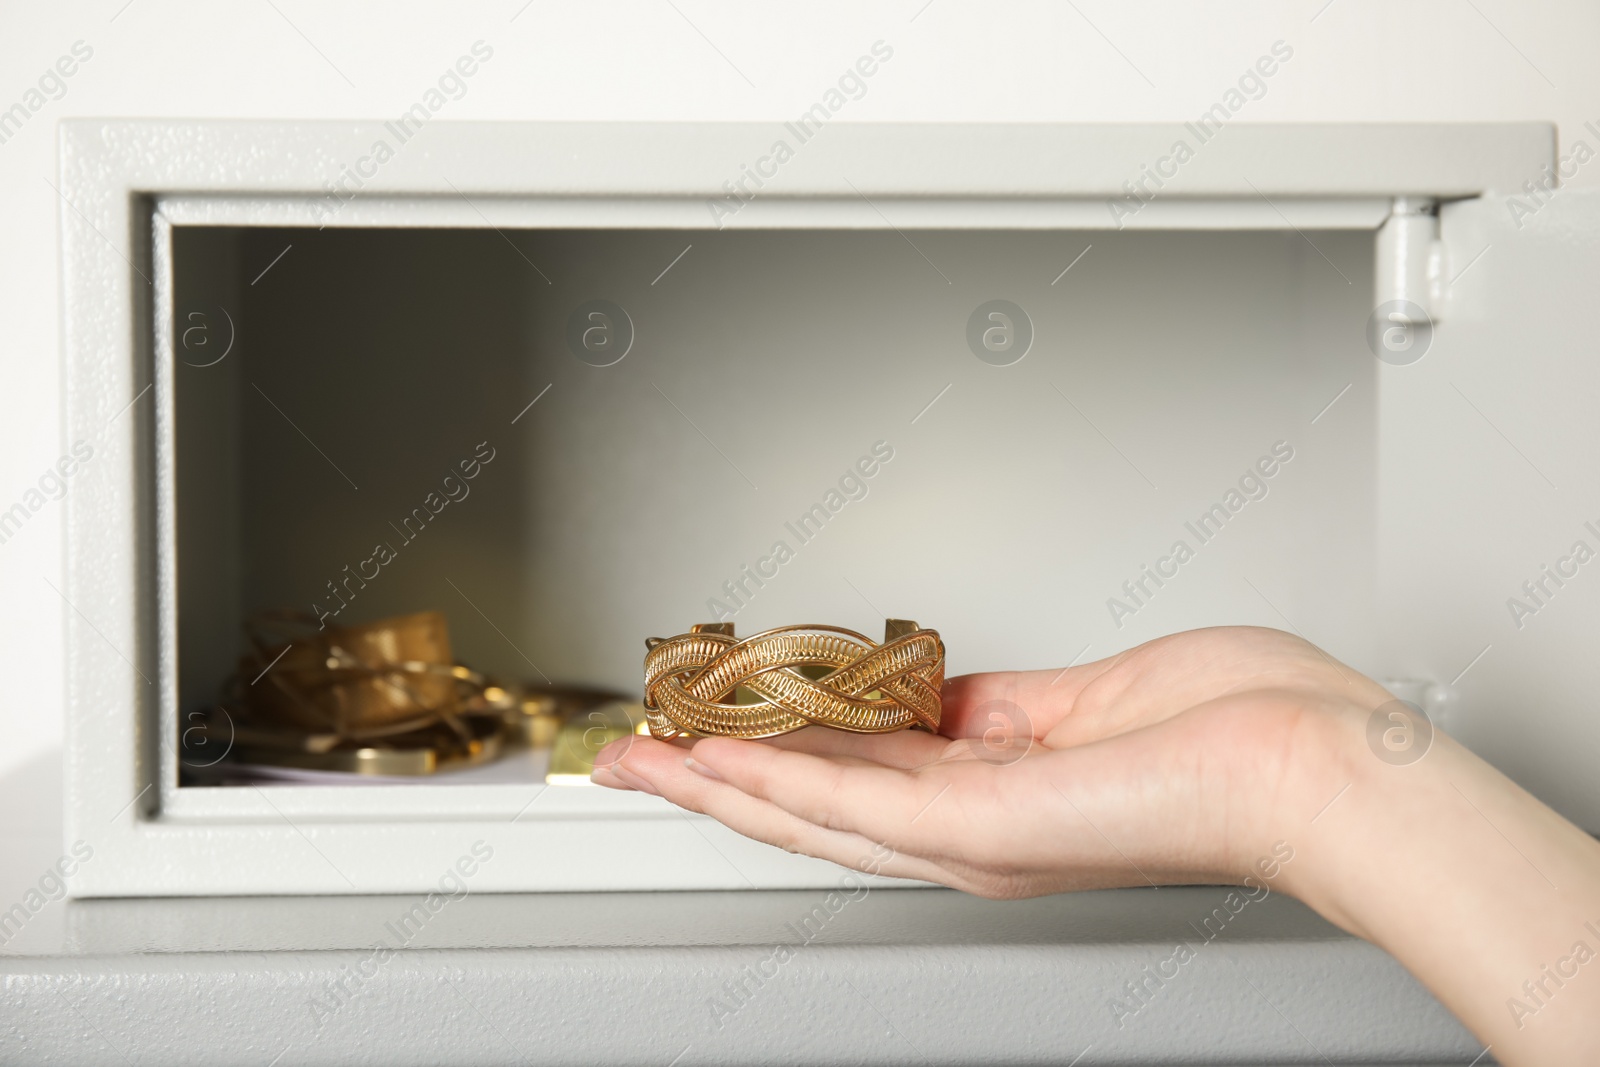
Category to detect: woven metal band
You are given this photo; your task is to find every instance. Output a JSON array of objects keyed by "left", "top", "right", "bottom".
[{"left": 642, "top": 620, "right": 944, "bottom": 739}]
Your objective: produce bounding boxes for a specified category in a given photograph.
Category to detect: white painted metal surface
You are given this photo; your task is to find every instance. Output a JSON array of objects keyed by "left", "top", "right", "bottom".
[
  {"left": 1377, "top": 187, "right": 1600, "bottom": 826},
  {"left": 6, "top": 752, "right": 1484, "bottom": 1066},
  {"left": 61, "top": 121, "right": 1569, "bottom": 897}
]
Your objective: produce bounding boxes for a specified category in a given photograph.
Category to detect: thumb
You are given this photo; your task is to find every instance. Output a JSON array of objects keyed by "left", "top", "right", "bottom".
[{"left": 940, "top": 658, "right": 1112, "bottom": 740}]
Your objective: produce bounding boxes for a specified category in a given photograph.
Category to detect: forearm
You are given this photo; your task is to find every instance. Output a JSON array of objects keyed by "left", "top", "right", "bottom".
[
  {"left": 1281, "top": 724, "right": 1600, "bottom": 1065},
  {"left": 606, "top": 627, "right": 1600, "bottom": 1062}
]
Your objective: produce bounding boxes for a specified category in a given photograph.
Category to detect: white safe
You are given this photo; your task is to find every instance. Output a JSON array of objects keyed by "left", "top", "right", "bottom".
[{"left": 60, "top": 119, "right": 1598, "bottom": 896}]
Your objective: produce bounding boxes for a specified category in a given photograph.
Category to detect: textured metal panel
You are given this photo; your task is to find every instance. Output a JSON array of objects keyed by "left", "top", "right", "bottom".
[
  {"left": 5, "top": 889, "right": 1479, "bottom": 1066},
  {"left": 67, "top": 120, "right": 1557, "bottom": 200},
  {"left": 1, "top": 944, "right": 1477, "bottom": 1066}
]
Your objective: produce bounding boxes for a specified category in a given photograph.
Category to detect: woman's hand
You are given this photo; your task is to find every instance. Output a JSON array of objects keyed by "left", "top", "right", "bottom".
[
  {"left": 594, "top": 625, "right": 1600, "bottom": 1065},
  {"left": 593, "top": 625, "right": 1382, "bottom": 897}
]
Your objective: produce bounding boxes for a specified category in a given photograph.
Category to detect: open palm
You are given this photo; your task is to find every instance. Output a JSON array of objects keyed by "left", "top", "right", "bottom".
[{"left": 594, "top": 626, "right": 1391, "bottom": 897}]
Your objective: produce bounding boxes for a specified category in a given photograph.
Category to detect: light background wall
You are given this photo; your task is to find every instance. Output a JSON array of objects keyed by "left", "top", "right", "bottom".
[{"left": 1, "top": 0, "right": 1596, "bottom": 785}]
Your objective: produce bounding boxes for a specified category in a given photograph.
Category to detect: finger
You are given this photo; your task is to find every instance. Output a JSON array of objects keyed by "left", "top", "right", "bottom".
[
  {"left": 675, "top": 739, "right": 1127, "bottom": 897},
  {"left": 591, "top": 764, "right": 629, "bottom": 789},
  {"left": 943, "top": 630, "right": 1346, "bottom": 750},
  {"left": 593, "top": 736, "right": 675, "bottom": 793},
  {"left": 941, "top": 655, "right": 1124, "bottom": 740},
  {"left": 614, "top": 737, "right": 957, "bottom": 885},
  {"left": 591, "top": 762, "right": 659, "bottom": 794},
  {"left": 1036, "top": 627, "right": 1382, "bottom": 748},
  {"left": 755, "top": 724, "right": 950, "bottom": 769},
  {"left": 665, "top": 736, "right": 956, "bottom": 851},
  {"left": 598, "top": 724, "right": 948, "bottom": 771},
  {"left": 592, "top": 736, "right": 639, "bottom": 777}
]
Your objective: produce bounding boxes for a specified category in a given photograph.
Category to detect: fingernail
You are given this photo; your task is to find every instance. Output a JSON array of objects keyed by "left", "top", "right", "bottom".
[
  {"left": 610, "top": 765, "right": 660, "bottom": 796},
  {"left": 684, "top": 757, "right": 723, "bottom": 781}
]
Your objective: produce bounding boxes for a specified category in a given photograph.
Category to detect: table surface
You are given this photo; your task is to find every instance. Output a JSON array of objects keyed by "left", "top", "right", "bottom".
[{"left": 1, "top": 751, "right": 1486, "bottom": 1066}]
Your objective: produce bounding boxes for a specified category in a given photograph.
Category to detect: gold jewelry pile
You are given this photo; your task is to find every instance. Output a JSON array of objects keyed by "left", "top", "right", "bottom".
[
  {"left": 642, "top": 620, "right": 944, "bottom": 739},
  {"left": 210, "top": 610, "right": 515, "bottom": 775},
  {"left": 189, "top": 612, "right": 946, "bottom": 776}
]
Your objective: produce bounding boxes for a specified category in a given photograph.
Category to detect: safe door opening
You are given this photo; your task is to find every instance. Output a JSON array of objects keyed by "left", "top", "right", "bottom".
[{"left": 166, "top": 223, "right": 1379, "bottom": 801}]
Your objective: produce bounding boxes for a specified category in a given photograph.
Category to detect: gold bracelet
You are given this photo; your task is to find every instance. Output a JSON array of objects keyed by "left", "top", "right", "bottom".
[{"left": 642, "top": 620, "right": 944, "bottom": 739}]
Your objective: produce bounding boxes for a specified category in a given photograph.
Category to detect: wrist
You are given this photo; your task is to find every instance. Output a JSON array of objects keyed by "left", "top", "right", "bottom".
[
  {"left": 1207, "top": 693, "right": 1388, "bottom": 912},
  {"left": 1263, "top": 691, "right": 1490, "bottom": 944},
  {"left": 1215, "top": 688, "right": 1434, "bottom": 940},
  {"left": 1270, "top": 714, "right": 1600, "bottom": 1061}
]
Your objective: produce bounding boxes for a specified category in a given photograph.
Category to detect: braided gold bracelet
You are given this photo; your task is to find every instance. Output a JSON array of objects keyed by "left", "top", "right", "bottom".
[{"left": 642, "top": 620, "right": 944, "bottom": 740}]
